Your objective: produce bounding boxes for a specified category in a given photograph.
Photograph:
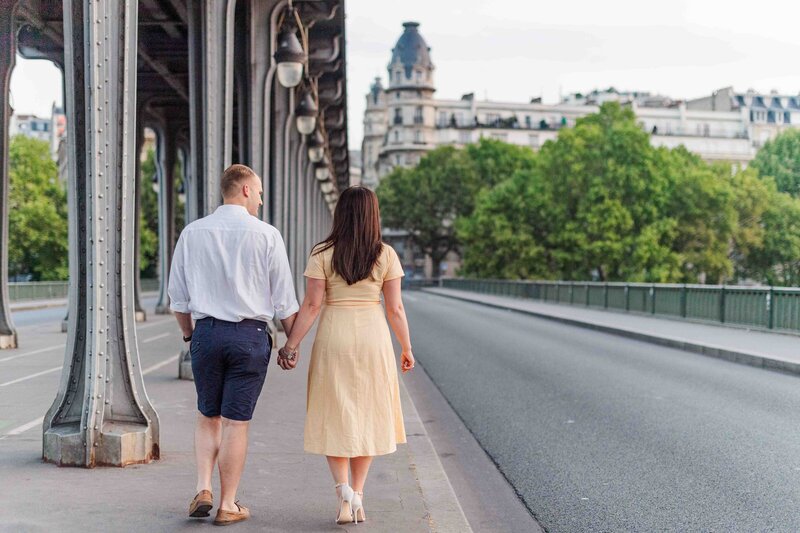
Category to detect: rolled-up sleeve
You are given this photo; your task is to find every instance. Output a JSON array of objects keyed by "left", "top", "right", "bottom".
[
  {"left": 168, "top": 233, "right": 190, "bottom": 313},
  {"left": 268, "top": 233, "right": 300, "bottom": 320}
]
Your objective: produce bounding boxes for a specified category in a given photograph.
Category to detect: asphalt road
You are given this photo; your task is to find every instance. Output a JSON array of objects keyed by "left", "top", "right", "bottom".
[{"left": 403, "top": 291, "right": 800, "bottom": 532}]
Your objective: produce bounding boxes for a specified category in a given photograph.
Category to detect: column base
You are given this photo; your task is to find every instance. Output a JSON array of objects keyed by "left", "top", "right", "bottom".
[
  {"left": 135, "top": 310, "right": 147, "bottom": 322},
  {"left": 0, "top": 332, "right": 17, "bottom": 349},
  {"left": 43, "top": 421, "right": 159, "bottom": 467},
  {"left": 154, "top": 305, "right": 172, "bottom": 315},
  {"left": 178, "top": 348, "right": 193, "bottom": 381}
]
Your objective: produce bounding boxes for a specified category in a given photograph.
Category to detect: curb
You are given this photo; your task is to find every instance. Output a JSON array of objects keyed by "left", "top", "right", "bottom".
[
  {"left": 424, "top": 289, "right": 800, "bottom": 378},
  {"left": 399, "top": 377, "right": 474, "bottom": 533}
]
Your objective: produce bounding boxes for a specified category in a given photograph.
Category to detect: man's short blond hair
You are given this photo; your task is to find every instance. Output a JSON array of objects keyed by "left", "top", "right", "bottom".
[{"left": 221, "top": 164, "right": 258, "bottom": 199}]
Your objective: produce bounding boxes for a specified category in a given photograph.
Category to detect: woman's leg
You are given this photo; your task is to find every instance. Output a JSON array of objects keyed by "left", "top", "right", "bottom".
[
  {"left": 326, "top": 455, "right": 350, "bottom": 485},
  {"left": 349, "top": 456, "right": 374, "bottom": 493}
]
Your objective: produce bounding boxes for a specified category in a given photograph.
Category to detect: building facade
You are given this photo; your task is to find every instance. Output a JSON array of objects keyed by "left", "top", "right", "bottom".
[{"left": 362, "top": 23, "right": 800, "bottom": 189}]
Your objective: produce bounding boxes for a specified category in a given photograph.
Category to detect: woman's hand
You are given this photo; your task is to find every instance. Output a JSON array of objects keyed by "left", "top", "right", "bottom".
[
  {"left": 277, "top": 345, "right": 299, "bottom": 370},
  {"left": 401, "top": 350, "right": 415, "bottom": 373}
]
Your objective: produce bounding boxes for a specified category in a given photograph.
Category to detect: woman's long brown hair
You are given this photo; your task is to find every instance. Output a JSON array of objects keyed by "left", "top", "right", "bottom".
[{"left": 314, "top": 186, "right": 383, "bottom": 285}]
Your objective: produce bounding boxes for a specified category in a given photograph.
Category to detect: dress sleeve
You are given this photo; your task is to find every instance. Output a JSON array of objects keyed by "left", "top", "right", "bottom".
[
  {"left": 304, "top": 248, "right": 327, "bottom": 279},
  {"left": 383, "top": 245, "right": 405, "bottom": 281}
]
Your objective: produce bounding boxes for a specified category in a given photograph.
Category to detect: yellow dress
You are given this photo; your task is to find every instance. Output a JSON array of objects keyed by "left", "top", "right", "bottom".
[{"left": 302, "top": 244, "right": 407, "bottom": 457}]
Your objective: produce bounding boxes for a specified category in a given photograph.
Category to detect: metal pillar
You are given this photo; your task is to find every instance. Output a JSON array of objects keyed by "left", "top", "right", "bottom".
[
  {"left": 180, "top": 0, "right": 236, "bottom": 380},
  {"left": 155, "top": 124, "right": 176, "bottom": 314},
  {"left": 133, "top": 120, "right": 146, "bottom": 322},
  {"left": 0, "top": 4, "right": 18, "bottom": 349},
  {"left": 44, "top": 0, "right": 160, "bottom": 467}
]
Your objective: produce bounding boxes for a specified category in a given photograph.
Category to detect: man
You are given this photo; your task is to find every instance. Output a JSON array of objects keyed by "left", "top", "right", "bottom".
[{"left": 168, "top": 164, "right": 299, "bottom": 526}]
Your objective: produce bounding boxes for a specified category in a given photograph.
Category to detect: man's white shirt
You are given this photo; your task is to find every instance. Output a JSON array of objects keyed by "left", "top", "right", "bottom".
[{"left": 168, "top": 204, "right": 299, "bottom": 322}]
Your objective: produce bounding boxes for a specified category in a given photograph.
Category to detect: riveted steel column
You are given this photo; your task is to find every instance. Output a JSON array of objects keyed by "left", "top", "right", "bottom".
[
  {"left": 0, "top": 4, "right": 18, "bottom": 349},
  {"left": 181, "top": 0, "right": 237, "bottom": 380},
  {"left": 44, "top": 0, "right": 159, "bottom": 467},
  {"left": 202, "top": 0, "right": 236, "bottom": 213},
  {"left": 155, "top": 123, "right": 176, "bottom": 314},
  {"left": 132, "top": 120, "right": 146, "bottom": 322}
]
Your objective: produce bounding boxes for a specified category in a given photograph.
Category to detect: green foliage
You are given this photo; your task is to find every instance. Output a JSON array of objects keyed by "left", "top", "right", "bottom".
[
  {"left": 8, "top": 135, "right": 68, "bottom": 281},
  {"left": 376, "top": 139, "right": 535, "bottom": 277},
  {"left": 139, "top": 148, "right": 159, "bottom": 277},
  {"left": 458, "top": 103, "right": 790, "bottom": 284},
  {"left": 750, "top": 129, "right": 800, "bottom": 196}
]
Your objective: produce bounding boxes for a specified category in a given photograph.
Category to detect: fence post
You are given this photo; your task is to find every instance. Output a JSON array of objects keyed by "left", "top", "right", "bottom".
[
  {"left": 651, "top": 285, "right": 656, "bottom": 314},
  {"left": 625, "top": 284, "right": 630, "bottom": 312},
  {"left": 603, "top": 283, "right": 609, "bottom": 309},
  {"left": 680, "top": 285, "right": 687, "bottom": 318},
  {"left": 569, "top": 283, "right": 574, "bottom": 304},
  {"left": 585, "top": 284, "right": 590, "bottom": 307},
  {"left": 768, "top": 287, "right": 775, "bottom": 330},
  {"left": 719, "top": 285, "right": 726, "bottom": 324}
]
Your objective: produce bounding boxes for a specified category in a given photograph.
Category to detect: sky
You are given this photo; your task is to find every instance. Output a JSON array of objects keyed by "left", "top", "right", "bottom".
[{"left": 10, "top": 0, "right": 800, "bottom": 150}]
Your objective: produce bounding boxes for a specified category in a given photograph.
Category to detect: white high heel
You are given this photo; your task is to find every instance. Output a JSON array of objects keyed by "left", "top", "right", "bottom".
[
  {"left": 352, "top": 491, "right": 365, "bottom": 524},
  {"left": 335, "top": 482, "right": 354, "bottom": 524}
]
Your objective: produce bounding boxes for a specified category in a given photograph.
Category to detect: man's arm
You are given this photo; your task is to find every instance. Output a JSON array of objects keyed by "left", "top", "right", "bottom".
[
  {"left": 175, "top": 312, "right": 194, "bottom": 339},
  {"left": 267, "top": 232, "right": 300, "bottom": 327}
]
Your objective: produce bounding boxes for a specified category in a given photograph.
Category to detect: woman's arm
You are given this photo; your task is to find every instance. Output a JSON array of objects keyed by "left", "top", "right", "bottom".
[
  {"left": 280, "top": 277, "right": 325, "bottom": 370},
  {"left": 382, "top": 278, "right": 415, "bottom": 373}
]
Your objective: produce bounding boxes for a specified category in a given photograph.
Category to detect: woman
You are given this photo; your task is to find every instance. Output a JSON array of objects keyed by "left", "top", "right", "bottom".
[{"left": 278, "top": 186, "right": 414, "bottom": 525}]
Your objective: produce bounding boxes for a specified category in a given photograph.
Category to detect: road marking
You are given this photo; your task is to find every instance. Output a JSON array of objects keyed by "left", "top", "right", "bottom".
[
  {"left": 142, "top": 332, "right": 171, "bottom": 344},
  {"left": 0, "top": 344, "right": 62, "bottom": 363},
  {"left": 142, "top": 354, "right": 180, "bottom": 375},
  {"left": 0, "top": 366, "right": 62, "bottom": 388},
  {"left": 0, "top": 354, "right": 181, "bottom": 439}
]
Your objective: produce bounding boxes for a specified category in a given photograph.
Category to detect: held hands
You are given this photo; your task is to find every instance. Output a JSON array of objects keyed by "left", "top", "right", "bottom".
[
  {"left": 277, "top": 345, "right": 299, "bottom": 370},
  {"left": 401, "top": 350, "right": 415, "bottom": 373}
]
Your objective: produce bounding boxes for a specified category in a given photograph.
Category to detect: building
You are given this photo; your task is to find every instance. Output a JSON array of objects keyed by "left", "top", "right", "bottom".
[
  {"left": 9, "top": 112, "right": 51, "bottom": 143},
  {"left": 362, "top": 22, "right": 800, "bottom": 189}
]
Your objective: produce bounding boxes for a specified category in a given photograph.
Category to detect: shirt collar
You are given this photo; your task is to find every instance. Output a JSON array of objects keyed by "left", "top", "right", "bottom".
[{"left": 215, "top": 204, "right": 249, "bottom": 217}]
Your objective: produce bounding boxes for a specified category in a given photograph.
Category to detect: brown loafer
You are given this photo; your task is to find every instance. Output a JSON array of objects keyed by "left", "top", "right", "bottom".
[
  {"left": 189, "top": 490, "right": 213, "bottom": 518},
  {"left": 214, "top": 501, "right": 250, "bottom": 526}
]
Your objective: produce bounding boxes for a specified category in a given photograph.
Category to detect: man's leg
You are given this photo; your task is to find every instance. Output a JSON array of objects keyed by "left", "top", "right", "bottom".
[
  {"left": 218, "top": 418, "right": 250, "bottom": 511},
  {"left": 195, "top": 413, "right": 222, "bottom": 493}
]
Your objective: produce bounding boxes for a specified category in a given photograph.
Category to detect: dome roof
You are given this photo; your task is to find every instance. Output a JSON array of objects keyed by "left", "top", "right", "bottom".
[{"left": 389, "top": 22, "right": 433, "bottom": 78}]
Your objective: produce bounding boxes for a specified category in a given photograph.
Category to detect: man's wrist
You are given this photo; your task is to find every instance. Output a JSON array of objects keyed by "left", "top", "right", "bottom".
[{"left": 183, "top": 332, "right": 193, "bottom": 342}]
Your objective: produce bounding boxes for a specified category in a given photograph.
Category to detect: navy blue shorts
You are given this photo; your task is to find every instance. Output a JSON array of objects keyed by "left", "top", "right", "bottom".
[{"left": 190, "top": 317, "right": 272, "bottom": 421}]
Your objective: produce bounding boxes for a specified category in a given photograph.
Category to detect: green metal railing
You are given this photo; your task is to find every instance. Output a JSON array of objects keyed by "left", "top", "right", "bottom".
[
  {"left": 441, "top": 279, "right": 800, "bottom": 334},
  {"left": 8, "top": 279, "right": 160, "bottom": 302}
]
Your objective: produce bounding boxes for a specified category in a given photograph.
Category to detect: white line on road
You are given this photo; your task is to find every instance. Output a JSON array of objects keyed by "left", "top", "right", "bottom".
[
  {"left": 0, "top": 354, "right": 181, "bottom": 439},
  {"left": 0, "top": 344, "right": 62, "bottom": 363},
  {"left": 0, "top": 366, "right": 61, "bottom": 388},
  {"left": 142, "top": 332, "right": 171, "bottom": 344},
  {"left": 142, "top": 354, "right": 180, "bottom": 375}
]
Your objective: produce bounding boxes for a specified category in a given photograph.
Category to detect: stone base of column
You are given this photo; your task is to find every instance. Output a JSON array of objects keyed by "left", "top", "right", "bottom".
[
  {"left": 43, "top": 421, "right": 159, "bottom": 467},
  {"left": 178, "top": 348, "right": 193, "bottom": 381},
  {"left": 61, "top": 320, "right": 68, "bottom": 333},
  {"left": 135, "top": 310, "right": 147, "bottom": 322},
  {"left": 0, "top": 332, "right": 17, "bottom": 349},
  {"left": 154, "top": 305, "right": 172, "bottom": 315}
]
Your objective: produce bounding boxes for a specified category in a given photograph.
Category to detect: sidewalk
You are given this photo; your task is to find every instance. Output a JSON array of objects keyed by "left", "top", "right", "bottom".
[
  {"left": 0, "top": 317, "right": 471, "bottom": 532},
  {"left": 425, "top": 287, "right": 800, "bottom": 376}
]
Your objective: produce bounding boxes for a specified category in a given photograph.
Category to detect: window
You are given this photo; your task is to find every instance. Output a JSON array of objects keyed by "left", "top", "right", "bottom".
[
  {"left": 414, "top": 106, "right": 423, "bottom": 124},
  {"left": 31, "top": 122, "right": 38, "bottom": 131},
  {"left": 525, "top": 116, "right": 532, "bottom": 128},
  {"left": 459, "top": 131, "right": 471, "bottom": 144},
  {"left": 394, "top": 108, "right": 402, "bottom": 125},
  {"left": 438, "top": 111, "right": 448, "bottom": 127},
  {"left": 490, "top": 133, "right": 508, "bottom": 142},
  {"left": 485, "top": 113, "right": 500, "bottom": 125},
  {"left": 416, "top": 70, "right": 422, "bottom": 83},
  {"left": 414, "top": 130, "right": 423, "bottom": 143},
  {"left": 528, "top": 134, "right": 539, "bottom": 149},
  {"left": 393, "top": 130, "right": 400, "bottom": 143},
  {"left": 43, "top": 123, "right": 49, "bottom": 132}
]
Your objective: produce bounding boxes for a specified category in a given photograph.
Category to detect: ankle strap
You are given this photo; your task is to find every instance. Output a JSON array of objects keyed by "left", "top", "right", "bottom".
[{"left": 334, "top": 482, "right": 349, "bottom": 489}]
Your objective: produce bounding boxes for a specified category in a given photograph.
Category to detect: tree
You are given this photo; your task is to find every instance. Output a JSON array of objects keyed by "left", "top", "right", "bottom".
[
  {"left": 139, "top": 148, "right": 159, "bottom": 278},
  {"left": 458, "top": 103, "right": 749, "bottom": 283},
  {"left": 376, "top": 139, "right": 536, "bottom": 278},
  {"left": 8, "top": 135, "right": 68, "bottom": 281},
  {"left": 750, "top": 129, "right": 800, "bottom": 196}
]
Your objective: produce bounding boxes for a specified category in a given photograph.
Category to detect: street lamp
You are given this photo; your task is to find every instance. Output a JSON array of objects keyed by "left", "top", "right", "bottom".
[
  {"left": 314, "top": 157, "right": 330, "bottom": 181},
  {"left": 295, "top": 88, "right": 317, "bottom": 135},
  {"left": 307, "top": 130, "right": 325, "bottom": 162},
  {"left": 274, "top": 11, "right": 306, "bottom": 88}
]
